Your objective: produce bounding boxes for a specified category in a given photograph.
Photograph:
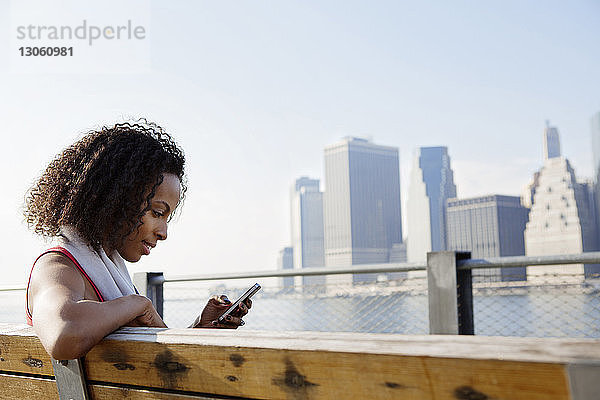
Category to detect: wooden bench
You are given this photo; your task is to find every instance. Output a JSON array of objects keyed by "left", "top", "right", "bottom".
[{"left": 1, "top": 323, "right": 599, "bottom": 399}]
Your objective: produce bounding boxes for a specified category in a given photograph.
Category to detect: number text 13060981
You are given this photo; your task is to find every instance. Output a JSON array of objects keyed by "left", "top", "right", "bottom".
[{"left": 19, "top": 47, "right": 73, "bottom": 56}]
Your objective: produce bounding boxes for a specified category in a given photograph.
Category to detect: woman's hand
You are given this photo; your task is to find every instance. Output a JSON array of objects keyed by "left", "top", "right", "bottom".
[
  {"left": 126, "top": 295, "right": 168, "bottom": 328},
  {"left": 190, "top": 295, "right": 252, "bottom": 329}
]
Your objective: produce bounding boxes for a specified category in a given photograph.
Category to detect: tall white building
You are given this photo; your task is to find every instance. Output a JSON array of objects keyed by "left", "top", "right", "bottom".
[
  {"left": 521, "top": 171, "right": 540, "bottom": 209},
  {"left": 525, "top": 125, "right": 599, "bottom": 282},
  {"left": 290, "top": 177, "right": 325, "bottom": 290},
  {"left": 323, "top": 137, "right": 403, "bottom": 285},
  {"left": 406, "top": 146, "right": 456, "bottom": 263}
]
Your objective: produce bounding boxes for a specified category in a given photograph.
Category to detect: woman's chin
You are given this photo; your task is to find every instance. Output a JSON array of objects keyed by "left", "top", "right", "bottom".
[{"left": 119, "top": 251, "right": 142, "bottom": 263}]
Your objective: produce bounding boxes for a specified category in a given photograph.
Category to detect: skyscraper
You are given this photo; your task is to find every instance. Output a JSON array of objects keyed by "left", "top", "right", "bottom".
[
  {"left": 591, "top": 111, "right": 600, "bottom": 247},
  {"left": 406, "top": 146, "right": 456, "bottom": 263},
  {"left": 525, "top": 124, "right": 599, "bottom": 281},
  {"left": 446, "top": 195, "right": 529, "bottom": 281},
  {"left": 290, "top": 177, "right": 325, "bottom": 289},
  {"left": 591, "top": 112, "right": 600, "bottom": 176},
  {"left": 543, "top": 121, "right": 561, "bottom": 160},
  {"left": 323, "top": 137, "right": 403, "bottom": 284},
  {"left": 277, "top": 247, "right": 294, "bottom": 291}
]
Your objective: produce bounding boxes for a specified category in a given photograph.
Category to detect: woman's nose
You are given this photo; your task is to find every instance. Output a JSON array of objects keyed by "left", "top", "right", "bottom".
[{"left": 156, "top": 221, "right": 168, "bottom": 241}]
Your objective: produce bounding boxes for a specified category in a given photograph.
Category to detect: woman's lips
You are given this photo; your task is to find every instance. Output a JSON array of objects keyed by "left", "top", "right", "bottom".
[{"left": 142, "top": 241, "right": 153, "bottom": 255}]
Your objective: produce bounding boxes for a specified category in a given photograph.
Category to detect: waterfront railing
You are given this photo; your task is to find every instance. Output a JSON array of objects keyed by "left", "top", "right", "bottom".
[
  {"left": 133, "top": 251, "right": 600, "bottom": 338},
  {"left": 3, "top": 251, "right": 599, "bottom": 337}
]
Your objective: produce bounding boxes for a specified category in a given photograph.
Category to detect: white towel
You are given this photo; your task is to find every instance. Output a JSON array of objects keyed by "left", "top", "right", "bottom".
[{"left": 56, "top": 226, "right": 137, "bottom": 300}]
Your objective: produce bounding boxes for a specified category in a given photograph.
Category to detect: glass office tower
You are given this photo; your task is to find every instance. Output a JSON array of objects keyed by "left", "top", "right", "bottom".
[
  {"left": 406, "top": 146, "right": 456, "bottom": 263},
  {"left": 290, "top": 177, "right": 325, "bottom": 290},
  {"left": 323, "top": 137, "right": 403, "bottom": 284},
  {"left": 446, "top": 195, "right": 529, "bottom": 281}
]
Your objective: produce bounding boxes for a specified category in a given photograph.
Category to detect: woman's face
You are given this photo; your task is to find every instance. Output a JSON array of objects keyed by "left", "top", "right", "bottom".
[{"left": 116, "top": 173, "right": 181, "bottom": 262}]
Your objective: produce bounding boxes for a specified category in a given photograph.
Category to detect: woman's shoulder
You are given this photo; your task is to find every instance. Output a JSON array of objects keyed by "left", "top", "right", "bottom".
[
  {"left": 27, "top": 249, "right": 90, "bottom": 320},
  {"left": 30, "top": 250, "right": 86, "bottom": 292}
]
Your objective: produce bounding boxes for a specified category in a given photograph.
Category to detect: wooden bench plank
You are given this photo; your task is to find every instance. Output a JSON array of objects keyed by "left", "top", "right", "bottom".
[
  {"left": 100, "top": 327, "right": 600, "bottom": 364},
  {"left": 0, "top": 324, "right": 53, "bottom": 376},
  {"left": 87, "top": 341, "right": 429, "bottom": 399},
  {"left": 0, "top": 373, "right": 58, "bottom": 399},
  {"left": 4, "top": 324, "right": 599, "bottom": 366},
  {"left": 89, "top": 384, "right": 230, "bottom": 399},
  {"left": 0, "top": 375, "right": 231, "bottom": 400},
  {"left": 423, "top": 357, "right": 569, "bottom": 400},
  {"left": 85, "top": 328, "right": 590, "bottom": 400},
  {"left": 85, "top": 341, "right": 572, "bottom": 400},
  {"left": 2, "top": 324, "right": 599, "bottom": 399}
]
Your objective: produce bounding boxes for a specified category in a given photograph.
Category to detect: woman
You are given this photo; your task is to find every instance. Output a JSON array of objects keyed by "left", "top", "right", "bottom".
[{"left": 24, "top": 121, "right": 249, "bottom": 360}]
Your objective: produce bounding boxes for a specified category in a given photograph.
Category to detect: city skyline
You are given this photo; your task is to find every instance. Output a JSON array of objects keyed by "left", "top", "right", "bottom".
[
  {"left": 1, "top": 2, "right": 599, "bottom": 286},
  {"left": 284, "top": 118, "right": 599, "bottom": 282}
]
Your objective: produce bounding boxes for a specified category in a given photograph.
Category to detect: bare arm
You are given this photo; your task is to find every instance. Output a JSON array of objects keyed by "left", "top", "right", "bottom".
[{"left": 29, "top": 253, "right": 166, "bottom": 360}]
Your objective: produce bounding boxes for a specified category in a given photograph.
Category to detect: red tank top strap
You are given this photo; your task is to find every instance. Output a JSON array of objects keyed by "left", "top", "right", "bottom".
[{"left": 26, "top": 246, "right": 105, "bottom": 325}]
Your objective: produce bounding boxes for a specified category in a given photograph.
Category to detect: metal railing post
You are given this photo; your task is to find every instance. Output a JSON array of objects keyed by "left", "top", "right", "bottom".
[
  {"left": 427, "top": 251, "right": 473, "bottom": 335},
  {"left": 133, "top": 272, "right": 164, "bottom": 318},
  {"left": 456, "top": 252, "right": 473, "bottom": 335}
]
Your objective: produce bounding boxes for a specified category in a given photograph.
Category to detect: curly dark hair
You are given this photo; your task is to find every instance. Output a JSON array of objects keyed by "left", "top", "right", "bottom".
[{"left": 24, "top": 120, "right": 187, "bottom": 251}]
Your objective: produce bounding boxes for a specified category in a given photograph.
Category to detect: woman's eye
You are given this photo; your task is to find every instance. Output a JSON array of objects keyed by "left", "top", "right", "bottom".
[{"left": 152, "top": 210, "right": 164, "bottom": 217}]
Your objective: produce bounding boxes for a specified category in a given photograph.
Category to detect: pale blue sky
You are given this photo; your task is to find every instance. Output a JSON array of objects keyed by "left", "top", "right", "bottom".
[{"left": 1, "top": 1, "right": 599, "bottom": 286}]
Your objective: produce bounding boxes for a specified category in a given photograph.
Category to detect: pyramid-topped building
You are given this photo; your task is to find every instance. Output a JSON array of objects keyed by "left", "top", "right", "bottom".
[{"left": 524, "top": 124, "right": 598, "bottom": 281}]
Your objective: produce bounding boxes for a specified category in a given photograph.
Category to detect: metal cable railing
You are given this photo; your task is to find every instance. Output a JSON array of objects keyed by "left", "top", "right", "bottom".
[
  {"left": 141, "top": 252, "right": 600, "bottom": 338},
  {"left": 458, "top": 251, "right": 600, "bottom": 269},
  {"left": 3, "top": 252, "right": 599, "bottom": 338},
  {"left": 148, "top": 262, "right": 428, "bottom": 285}
]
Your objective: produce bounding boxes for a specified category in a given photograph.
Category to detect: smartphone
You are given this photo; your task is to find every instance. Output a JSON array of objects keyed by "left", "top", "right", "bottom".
[{"left": 218, "top": 283, "right": 261, "bottom": 323}]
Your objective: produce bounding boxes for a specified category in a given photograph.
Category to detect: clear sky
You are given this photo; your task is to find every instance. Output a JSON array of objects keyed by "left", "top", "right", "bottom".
[{"left": 1, "top": 0, "right": 599, "bottom": 286}]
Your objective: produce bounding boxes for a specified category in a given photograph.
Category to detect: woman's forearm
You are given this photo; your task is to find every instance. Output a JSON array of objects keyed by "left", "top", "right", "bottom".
[{"left": 34, "top": 294, "right": 163, "bottom": 360}]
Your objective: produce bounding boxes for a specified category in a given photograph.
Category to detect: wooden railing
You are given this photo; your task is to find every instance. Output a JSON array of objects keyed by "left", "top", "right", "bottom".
[{"left": 1, "top": 323, "right": 599, "bottom": 399}]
